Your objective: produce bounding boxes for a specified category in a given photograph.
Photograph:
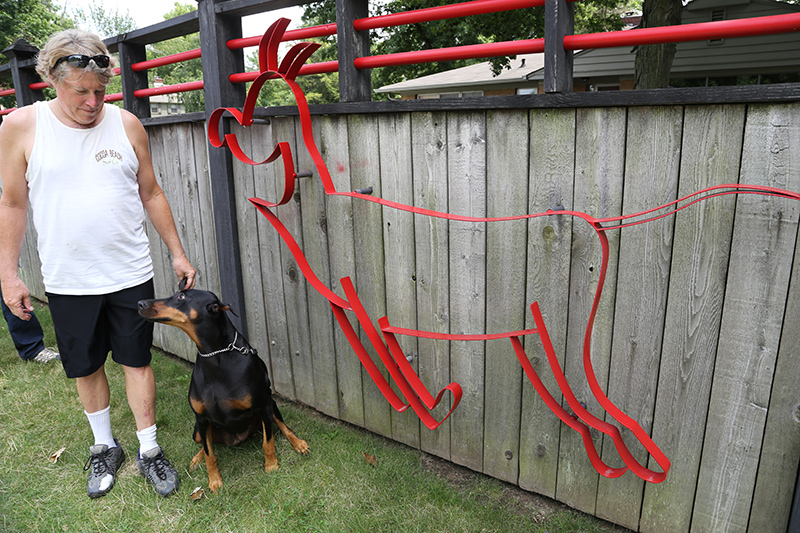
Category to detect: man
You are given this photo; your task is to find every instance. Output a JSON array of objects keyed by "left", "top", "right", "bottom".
[{"left": 0, "top": 29, "right": 197, "bottom": 499}]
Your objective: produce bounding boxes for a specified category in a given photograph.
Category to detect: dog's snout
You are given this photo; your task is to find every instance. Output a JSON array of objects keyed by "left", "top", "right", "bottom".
[{"left": 138, "top": 300, "right": 150, "bottom": 310}]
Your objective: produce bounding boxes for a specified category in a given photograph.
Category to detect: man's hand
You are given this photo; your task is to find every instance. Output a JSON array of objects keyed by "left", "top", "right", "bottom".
[
  {"left": 173, "top": 254, "right": 197, "bottom": 290},
  {"left": 1, "top": 277, "right": 34, "bottom": 320}
]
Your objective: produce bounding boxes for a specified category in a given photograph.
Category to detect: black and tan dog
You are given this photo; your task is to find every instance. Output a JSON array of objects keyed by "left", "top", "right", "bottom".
[{"left": 137, "top": 285, "right": 309, "bottom": 492}]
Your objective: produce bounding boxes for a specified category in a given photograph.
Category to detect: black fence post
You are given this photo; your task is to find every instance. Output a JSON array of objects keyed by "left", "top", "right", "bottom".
[
  {"left": 196, "top": 0, "right": 249, "bottom": 335},
  {"left": 336, "top": 0, "right": 371, "bottom": 102},
  {"left": 543, "top": 0, "right": 574, "bottom": 93},
  {"left": 118, "top": 42, "right": 151, "bottom": 119},
  {"left": 2, "top": 39, "right": 45, "bottom": 107}
]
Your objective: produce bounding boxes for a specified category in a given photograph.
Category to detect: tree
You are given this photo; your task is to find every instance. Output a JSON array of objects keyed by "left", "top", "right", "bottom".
[
  {"left": 69, "top": 0, "right": 136, "bottom": 40},
  {"left": 634, "top": 0, "right": 682, "bottom": 89},
  {"left": 0, "top": 0, "right": 71, "bottom": 54}
]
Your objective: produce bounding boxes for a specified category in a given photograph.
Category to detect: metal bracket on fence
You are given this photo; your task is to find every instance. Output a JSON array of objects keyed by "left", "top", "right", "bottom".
[
  {"left": 353, "top": 186, "right": 373, "bottom": 195},
  {"left": 296, "top": 171, "right": 313, "bottom": 179}
]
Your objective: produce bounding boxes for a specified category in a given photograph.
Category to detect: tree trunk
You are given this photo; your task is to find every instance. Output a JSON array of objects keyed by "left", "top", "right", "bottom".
[{"left": 634, "top": 0, "right": 683, "bottom": 89}]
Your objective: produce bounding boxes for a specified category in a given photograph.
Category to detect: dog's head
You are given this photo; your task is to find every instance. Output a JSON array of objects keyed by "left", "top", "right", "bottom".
[{"left": 138, "top": 286, "right": 236, "bottom": 350}]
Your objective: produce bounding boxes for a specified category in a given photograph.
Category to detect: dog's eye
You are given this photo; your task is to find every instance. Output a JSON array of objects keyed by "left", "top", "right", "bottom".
[{"left": 177, "top": 293, "right": 186, "bottom": 301}]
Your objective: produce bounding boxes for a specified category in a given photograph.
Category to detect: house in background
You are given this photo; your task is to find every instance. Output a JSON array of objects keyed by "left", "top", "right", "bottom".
[
  {"left": 148, "top": 77, "right": 186, "bottom": 116},
  {"left": 375, "top": 0, "right": 800, "bottom": 99},
  {"left": 375, "top": 53, "right": 545, "bottom": 100}
]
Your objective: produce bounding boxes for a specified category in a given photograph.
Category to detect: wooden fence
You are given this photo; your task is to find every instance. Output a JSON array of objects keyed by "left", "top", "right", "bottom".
[{"left": 17, "top": 100, "right": 800, "bottom": 531}]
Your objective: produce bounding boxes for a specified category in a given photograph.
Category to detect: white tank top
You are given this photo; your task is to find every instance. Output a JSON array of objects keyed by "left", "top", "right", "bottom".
[{"left": 26, "top": 101, "right": 153, "bottom": 295}]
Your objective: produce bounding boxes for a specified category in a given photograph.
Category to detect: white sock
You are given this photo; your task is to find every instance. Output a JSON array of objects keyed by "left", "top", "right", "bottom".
[
  {"left": 136, "top": 424, "right": 159, "bottom": 456},
  {"left": 85, "top": 406, "right": 116, "bottom": 448}
]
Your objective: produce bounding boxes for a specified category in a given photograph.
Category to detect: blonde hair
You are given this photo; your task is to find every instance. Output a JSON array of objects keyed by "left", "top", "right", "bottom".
[{"left": 35, "top": 29, "right": 116, "bottom": 86}]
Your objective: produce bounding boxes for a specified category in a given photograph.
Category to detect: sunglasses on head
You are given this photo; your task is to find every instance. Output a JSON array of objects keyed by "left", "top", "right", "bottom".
[{"left": 53, "top": 54, "right": 110, "bottom": 69}]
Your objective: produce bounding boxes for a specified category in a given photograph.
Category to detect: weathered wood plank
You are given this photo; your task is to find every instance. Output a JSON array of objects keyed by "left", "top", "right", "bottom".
[
  {"left": 248, "top": 120, "right": 294, "bottom": 399},
  {"left": 411, "top": 111, "right": 451, "bottom": 459},
  {"left": 691, "top": 103, "right": 800, "bottom": 533},
  {"left": 274, "top": 116, "right": 314, "bottom": 405},
  {"left": 145, "top": 127, "right": 185, "bottom": 357},
  {"left": 295, "top": 115, "right": 340, "bottom": 418},
  {"left": 482, "top": 109, "right": 529, "bottom": 483},
  {"left": 447, "top": 111, "right": 487, "bottom": 471},
  {"left": 595, "top": 106, "right": 684, "bottom": 530},
  {"left": 556, "top": 107, "right": 626, "bottom": 514},
  {"left": 320, "top": 114, "right": 364, "bottom": 427},
  {"left": 191, "top": 121, "right": 222, "bottom": 296},
  {"left": 518, "top": 108, "right": 576, "bottom": 498},
  {"left": 748, "top": 211, "right": 800, "bottom": 533},
  {"left": 163, "top": 123, "right": 210, "bottom": 359},
  {"left": 639, "top": 105, "right": 745, "bottom": 533},
  {"left": 378, "top": 113, "right": 421, "bottom": 448},
  {"left": 229, "top": 124, "right": 272, "bottom": 386},
  {"left": 19, "top": 208, "right": 44, "bottom": 300},
  {"left": 349, "top": 114, "right": 392, "bottom": 438}
]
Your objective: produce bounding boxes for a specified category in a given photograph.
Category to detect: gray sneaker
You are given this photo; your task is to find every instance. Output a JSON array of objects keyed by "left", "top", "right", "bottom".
[
  {"left": 84, "top": 440, "right": 125, "bottom": 498},
  {"left": 137, "top": 446, "right": 179, "bottom": 497},
  {"left": 31, "top": 347, "right": 60, "bottom": 363}
]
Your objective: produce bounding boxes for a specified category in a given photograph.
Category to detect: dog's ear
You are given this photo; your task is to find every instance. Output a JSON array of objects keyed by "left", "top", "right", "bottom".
[
  {"left": 208, "top": 302, "right": 239, "bottom": 317},
  {"left": 178, "top": 277, "right": 188, "bottom": 291}
]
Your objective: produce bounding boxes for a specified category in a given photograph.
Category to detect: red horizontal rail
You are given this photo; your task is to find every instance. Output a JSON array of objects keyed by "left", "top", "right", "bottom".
[
  {"left": 0, "top": 88, "right": 15, "bottom": 97},
  {"left": 353, "top": 0, "right": 562, "bottom": 31},
  {"left": 0, "top": 107, "right": 16, "bottom": 115},
  {"left": 228, "top": 23, "right": 338, "bottom": 51},
  {"left": 229, "top": 60, "right": 340, "bottom": 84},
  {"left": 355, "top": 38, "right": 545, "bottom": 69},
  {"left": 132, "top": 49, "right": 202, "bottom": 72},
  {"left": 566, "top": 12, "right": 800, "bottom": 49},
  {"left": 134, "top": 80, "right": 204, "bottom": 98},
  {"left": 105, "top": 92, "right": 123, "bottom": 102}
]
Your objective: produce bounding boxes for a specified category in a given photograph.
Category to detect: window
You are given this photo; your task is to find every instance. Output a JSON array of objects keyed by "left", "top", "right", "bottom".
[{"left": 709, "top": 10, "right": 725, "bottom": 45}]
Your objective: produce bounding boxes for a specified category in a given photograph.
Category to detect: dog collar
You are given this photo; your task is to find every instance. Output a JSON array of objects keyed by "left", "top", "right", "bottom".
[{"left": 197, "top": 332, "right": 257, "bottom": 358}]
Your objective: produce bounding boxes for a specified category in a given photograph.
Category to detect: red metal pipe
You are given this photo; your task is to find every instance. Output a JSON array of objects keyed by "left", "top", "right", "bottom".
[
  {"left": 354, "top": 0, "right": 561, "bottom": 31},
  {"left": 132, "top": 49, "right": 202, "bottom": 72},
  {"left": 0, "top": 88, "right": 15, "bottom": 97},
  {"left": 228, "top": 23, "right": 338, "bottom": 51},
  {"left": 228, "top": 60, "right": 339, "bottom": 84},
  {"left": 355, "top": 38, "right": 544, "bottom": 69},
  {"left": 565, "top": 12, "right": 800, "bottom": 50},
  {"left": 0, "top": 107, "right": 16, "bottom": 115},
  {"left": 134, "top": 80, "right": 204, "bottom": 98},
  {"left": 105, "top": 92, "right": 123, "bottom": 102}
]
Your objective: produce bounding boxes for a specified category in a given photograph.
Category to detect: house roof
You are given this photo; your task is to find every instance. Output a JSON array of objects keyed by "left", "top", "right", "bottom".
[{"left": 374, "top": 54, "right": 544, "bottom": 94}]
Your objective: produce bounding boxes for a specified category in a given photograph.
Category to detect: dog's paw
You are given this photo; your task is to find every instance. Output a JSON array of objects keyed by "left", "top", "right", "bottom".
[
  {"left": 190, "top": 449, "right": 204, "bottom": 470},
  {"left": 265, "top": 461, "right": 280, "bottom": 473},
  {"left": 208, "top": 475, "right": 223, "bottom": 493},
  {"left": 292, "top": 439, "right": 310, "bottom": 455}
]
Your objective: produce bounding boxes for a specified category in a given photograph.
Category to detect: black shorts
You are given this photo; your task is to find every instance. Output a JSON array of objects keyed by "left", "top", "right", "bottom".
[{"left": 47, "top": 279, "right": 155, "bottom": 379}]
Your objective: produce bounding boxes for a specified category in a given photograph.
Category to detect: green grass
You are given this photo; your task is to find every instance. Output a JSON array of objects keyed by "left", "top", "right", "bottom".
[{"left": 0, "top": 300, "right": 624, "bottom": 533}]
